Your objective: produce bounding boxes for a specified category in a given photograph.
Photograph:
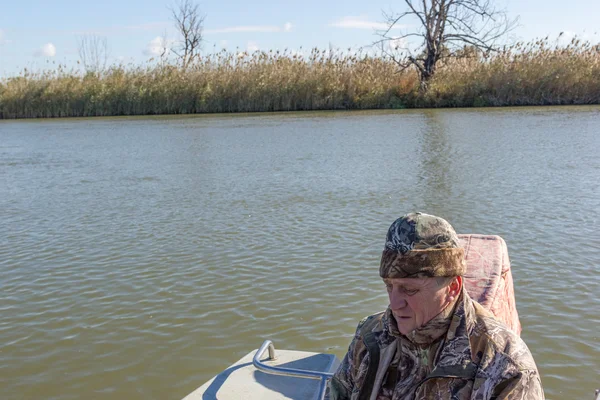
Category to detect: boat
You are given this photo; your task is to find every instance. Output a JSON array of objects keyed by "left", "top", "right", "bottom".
[
  {"left": 183, "top": 234, "right": 520, "bottom": 400},
  {"left": 183, "top": 339, "right": 339, "bottom": 400}
]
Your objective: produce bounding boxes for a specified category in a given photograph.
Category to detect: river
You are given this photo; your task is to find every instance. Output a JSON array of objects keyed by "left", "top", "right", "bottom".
[{"left": 1, "top": 106, "right": 599, "bottom": 399}]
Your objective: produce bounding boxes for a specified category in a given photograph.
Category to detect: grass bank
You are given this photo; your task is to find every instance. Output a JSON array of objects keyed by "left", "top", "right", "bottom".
[{"left": 1, "top": 39, "right": 599, "bottom": 119}]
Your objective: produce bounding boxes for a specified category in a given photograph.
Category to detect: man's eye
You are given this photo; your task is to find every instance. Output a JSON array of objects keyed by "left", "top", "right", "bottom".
[{"left": 404, "top": 288, "right": 419, "bottom": 296}]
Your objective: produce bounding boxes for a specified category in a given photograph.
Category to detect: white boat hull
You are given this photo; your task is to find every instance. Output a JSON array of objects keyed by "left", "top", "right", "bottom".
[{"left": 184, "top": 348, "right": 340, "bottom": 399}]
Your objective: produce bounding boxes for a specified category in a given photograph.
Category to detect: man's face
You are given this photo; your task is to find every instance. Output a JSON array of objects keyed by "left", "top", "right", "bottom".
[{"left": 384, "top": 277, "right": 453, "bottom": 335}]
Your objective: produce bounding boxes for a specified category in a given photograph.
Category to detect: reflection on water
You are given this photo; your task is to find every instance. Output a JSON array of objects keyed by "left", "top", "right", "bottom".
[
  {"left": 417, "top": 110, "right": 456, "bottom": 214},
  {"left": 0, "top": 107, "right": 599, "bottom": 400}
]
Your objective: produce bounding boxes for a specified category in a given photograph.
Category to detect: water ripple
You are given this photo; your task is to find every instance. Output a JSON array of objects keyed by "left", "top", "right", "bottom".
[{"left": 1, "top": 107, "right": 599, "bottom": 399}]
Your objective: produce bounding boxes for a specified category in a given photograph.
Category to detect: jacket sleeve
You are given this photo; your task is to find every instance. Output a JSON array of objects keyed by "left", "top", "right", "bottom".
[
  {"left": 491, "top": 369, "right": 545, "bottom": 400},
  {"left": 328, "top": 318, "right": 369, "bottom": 400},
  {"left": 328, "top": 337, "right": 358, "bottom": 400}
]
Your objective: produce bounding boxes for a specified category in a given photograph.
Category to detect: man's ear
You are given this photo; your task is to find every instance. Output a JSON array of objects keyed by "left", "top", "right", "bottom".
[{"left": 447, "top": 276, "right": 462, "bottom": 301}]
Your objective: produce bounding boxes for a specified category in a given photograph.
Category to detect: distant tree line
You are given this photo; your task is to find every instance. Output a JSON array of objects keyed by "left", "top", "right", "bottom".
[{"left": 1, "top": 0, "right": 599, "bottom": 118}]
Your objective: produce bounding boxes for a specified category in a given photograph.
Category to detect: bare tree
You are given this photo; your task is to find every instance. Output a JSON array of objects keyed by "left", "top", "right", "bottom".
[
  {"left": 170, "top": 0, "right": 205, "bottom": 68},
  {"left": 159, "top": 31, "right": 171, "bottom": 59},
  {"left": 78, "top": 35, "right": 109, "bottom": 74},
  {"left": 376, "top": 0, "right": 517, "bottom": 88}
]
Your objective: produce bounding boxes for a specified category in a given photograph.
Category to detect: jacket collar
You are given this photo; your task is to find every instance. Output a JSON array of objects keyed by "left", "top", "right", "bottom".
[
  {"left": 427, "top": 288, "right": 478, "bottom": 379},
  {"left": 380, "top": 288, "right": 478, "bottom": 379}
]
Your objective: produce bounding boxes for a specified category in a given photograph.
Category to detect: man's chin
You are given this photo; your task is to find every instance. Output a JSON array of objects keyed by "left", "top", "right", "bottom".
[{"left": 394, "top": 316, "right": 415, "bottom": 334}]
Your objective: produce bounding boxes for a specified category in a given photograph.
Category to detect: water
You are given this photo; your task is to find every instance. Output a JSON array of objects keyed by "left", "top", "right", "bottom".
[{"left": 1, "top": 107, "right": 599, "bottom": 399}]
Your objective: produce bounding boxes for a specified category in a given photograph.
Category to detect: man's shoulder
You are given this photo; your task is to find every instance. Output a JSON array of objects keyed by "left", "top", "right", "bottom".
[
  {"left": 469, "top": 301, "right": 538, "bottom": 372},
  {"left": 355, "top": 310, "right": 386, "bottom": 335}
]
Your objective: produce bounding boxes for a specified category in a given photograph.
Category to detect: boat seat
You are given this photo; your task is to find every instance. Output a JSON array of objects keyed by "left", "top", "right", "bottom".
[{"left": 459, "top": 234, "right": 521, "bottom": 335}]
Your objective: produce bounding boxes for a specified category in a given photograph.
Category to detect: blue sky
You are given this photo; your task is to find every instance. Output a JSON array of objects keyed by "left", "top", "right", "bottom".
[{"left": 0, "top": 0, "right": 599, "bottom": 77}]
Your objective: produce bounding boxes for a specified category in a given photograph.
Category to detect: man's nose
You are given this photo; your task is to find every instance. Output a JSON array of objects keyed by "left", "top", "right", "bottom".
[{"left": 389, "top": 291, "right": 407, "bottom": 309}]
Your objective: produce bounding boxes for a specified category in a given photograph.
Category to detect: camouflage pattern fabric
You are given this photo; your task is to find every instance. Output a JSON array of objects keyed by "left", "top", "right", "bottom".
[
  {"left": 380, "top": 213, "right": 467, "bottom": 278},
  {"left": 328, "top": 289, "right": 544, "bottom": 400}
]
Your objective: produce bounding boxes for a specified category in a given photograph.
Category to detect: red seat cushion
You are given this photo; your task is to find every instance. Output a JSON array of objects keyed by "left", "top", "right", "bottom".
[{"left": 459, "top": 234, "right": 522, "bottom": 336}]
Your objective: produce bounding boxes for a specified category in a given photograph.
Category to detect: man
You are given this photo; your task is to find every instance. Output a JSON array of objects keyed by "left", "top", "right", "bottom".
[{"left": 329, "top": 212, "right": 544, "bottom": 400}]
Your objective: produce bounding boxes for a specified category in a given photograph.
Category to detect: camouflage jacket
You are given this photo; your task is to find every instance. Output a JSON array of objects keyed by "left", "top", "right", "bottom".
[{"left": 329, "top": 290, "right": 544, "bottom": 400}]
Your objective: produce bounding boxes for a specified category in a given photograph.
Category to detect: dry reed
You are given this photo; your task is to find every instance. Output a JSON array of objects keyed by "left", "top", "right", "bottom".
[{"left": 1, "top": 38, "right": 598, "bottom": 119}]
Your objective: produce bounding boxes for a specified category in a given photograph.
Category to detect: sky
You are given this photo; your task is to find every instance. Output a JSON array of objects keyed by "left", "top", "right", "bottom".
[{"left": 0, "top": 0, "right": 599, "bottom": 77}]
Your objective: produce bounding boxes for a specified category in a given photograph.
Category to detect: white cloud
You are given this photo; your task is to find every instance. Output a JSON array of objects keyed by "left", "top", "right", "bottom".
[
  {"left": 557, "top": 31, "right": 576, "bottom": 45},
  {"left": 144, "top": 36, "right": 170, "bottom": 56},
  {"left": 125, "top": 22, "right": 170, "bottom": 32},
  {"left": 206, "top": 25, "right": 281, "bottom": 34},
  {"left": 247, "top": 41, "right": 259, "bottom": 52},
  {"left": 0, "top": 29, "right": 6, "bottom": 45},
  {"left": 389, "top": 37, "right": 407, "bottom": 51},
  {"left": 329, "top": 16, "right": 399, "bottom": 30},
  {"left": 204, "top": 23, "right": 295, "bottom": 35},
  {"left": 556, "top": 30, "right": 599, "bottom": 46},
  {"left": 289, "top": 48, "right": 306, "bottom": 58},
  {"left": 219, "top": 39, "right": 228, "bottom": 48},
  {"left": 72, "top": 22, "right": 170, "bottom": 36},
  {"left": 35, "top": 43, "right": 56, "bottom": 57}
]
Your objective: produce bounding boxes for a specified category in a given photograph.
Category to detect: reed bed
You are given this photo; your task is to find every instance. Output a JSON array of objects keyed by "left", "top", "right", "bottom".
[
  {"left": 1, "top": 39, "right": 599, "bottom": 119},
  {"left": 425, "top": 38, "right": 600, "bottom": 107}
]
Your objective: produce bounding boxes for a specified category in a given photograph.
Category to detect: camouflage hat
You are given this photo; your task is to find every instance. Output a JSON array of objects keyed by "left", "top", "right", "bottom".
[{"left": 380, "top": 212, "right": 466, "bottom": 278}]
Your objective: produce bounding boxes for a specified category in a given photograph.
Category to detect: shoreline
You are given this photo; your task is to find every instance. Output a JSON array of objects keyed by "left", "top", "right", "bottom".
[
  {"left": 1, "top": 104, "right": 600, "bottom": 122},
  {"left": 2, "top": 43, "right": 599, "bottom": 119}
]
